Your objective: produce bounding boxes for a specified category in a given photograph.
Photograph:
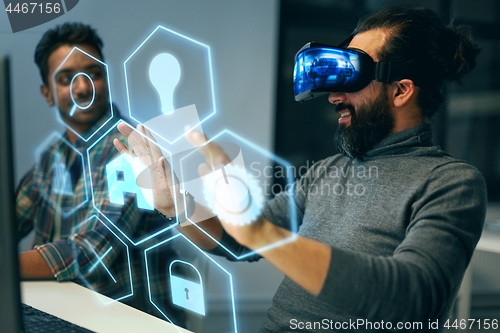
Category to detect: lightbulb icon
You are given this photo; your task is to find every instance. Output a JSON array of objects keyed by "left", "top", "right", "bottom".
[{"left": 149, "top": 53, "right": 181, "bottom": 115}]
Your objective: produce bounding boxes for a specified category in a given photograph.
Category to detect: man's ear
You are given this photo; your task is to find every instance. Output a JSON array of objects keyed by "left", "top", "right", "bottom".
[
  {"left": 392, "top": 79, "right": 416, "bottom": 108},
  {"left": 40, "top": 84, "right": 54, "bottom": 106}
]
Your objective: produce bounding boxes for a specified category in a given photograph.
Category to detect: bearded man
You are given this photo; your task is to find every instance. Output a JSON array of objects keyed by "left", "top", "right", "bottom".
[{"left": 115, "top": 6, "right": 486, "bottom": 333}]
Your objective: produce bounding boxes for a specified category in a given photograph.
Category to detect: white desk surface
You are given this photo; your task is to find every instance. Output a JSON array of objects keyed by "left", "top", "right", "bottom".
[
  {"left": 477, "top": 229, "right": 500, "bottom": 254},
  {"left": 21, "top": 281, "right": 192, "bottom": 333}
]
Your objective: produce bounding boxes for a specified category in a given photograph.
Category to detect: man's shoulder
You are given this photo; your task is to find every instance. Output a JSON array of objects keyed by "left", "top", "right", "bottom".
[
  {"left": 396, "top": 151, "right": 482, "bottom": 181},
  {"left": 324, "top": 150, "right": 485, "bottom": 188},
  {"left": 388, "top": 152, "right": 487, "bottom": 199},
  {"left": 428, "top": 157, "right": 486, "bottom": 187}
]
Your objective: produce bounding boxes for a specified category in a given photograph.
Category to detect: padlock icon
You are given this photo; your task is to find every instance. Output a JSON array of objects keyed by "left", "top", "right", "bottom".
[{"left": 169, "top": 260, "right": 206, "bottom": 316}]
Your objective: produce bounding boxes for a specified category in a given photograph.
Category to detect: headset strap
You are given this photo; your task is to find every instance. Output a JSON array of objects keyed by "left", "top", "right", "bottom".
[{"left": 375, "top": 61, "right": 443, "bottom": 91}]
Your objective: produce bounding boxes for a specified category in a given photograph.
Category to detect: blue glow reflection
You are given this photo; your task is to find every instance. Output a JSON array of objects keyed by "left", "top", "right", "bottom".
[{"left": 294, "top": 47, "right": 362, "bottom": 96}]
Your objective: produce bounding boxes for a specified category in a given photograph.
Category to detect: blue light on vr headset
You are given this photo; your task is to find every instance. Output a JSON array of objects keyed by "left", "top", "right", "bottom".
[{"left": 293, "top": 47, "right": 362, "bottom": 97}]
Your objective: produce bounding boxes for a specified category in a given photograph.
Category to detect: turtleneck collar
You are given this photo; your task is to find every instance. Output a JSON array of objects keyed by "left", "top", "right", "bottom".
[{"left": 360, "top": 123, "right": 441, "bottom": 160}]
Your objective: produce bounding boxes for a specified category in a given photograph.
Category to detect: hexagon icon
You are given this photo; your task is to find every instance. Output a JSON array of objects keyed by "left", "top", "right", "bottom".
[
  {"left": 145, "top": 233, "right": 238, "bottom": 332},
  {"left": 70, "top": 215, "right": 133, "bottom": 304},
  {"left": 124, "top": 25, "right": 216, "bottom": 145},
  {"left": 33, "top": 131, "right": 88, "bottom": 218},
  {"left": 86, "top": 119, "right": 179, "bottom": 246},
  {"left": 51, "top": 47, "right": 114, "bottom": 142},
  {"left": 178, "top": 129, "right": 299, "bottom": 260}
]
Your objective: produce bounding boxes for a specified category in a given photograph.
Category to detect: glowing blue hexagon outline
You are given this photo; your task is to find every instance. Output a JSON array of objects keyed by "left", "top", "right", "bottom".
[
  {"left": 179, "top": 129, "right": 299, "bottom": 260},
  {"left": 144, "top": 233, "right": 238, "bottom": 333},
  {"left": 52, "top": 47, "right": 114, "bottom": 142},
  {"left": 34, "top": 131, "right": 88, "bottom": 218},
  {"left": 123, "top": 25, "right": 217, "bottom": 145},
  {"left": 86, "top": 119, "right": 180, "bottom": 246},
  {"left": 70, "top": 214, "right": 134, "bottom": 305}
]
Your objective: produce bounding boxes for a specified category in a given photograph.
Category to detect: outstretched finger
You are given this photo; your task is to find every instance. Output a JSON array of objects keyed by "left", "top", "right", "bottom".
[
  {"left": 138, "top": 125, "right": 165, "bottom": 162},
  {"left": 113, "top": 138, "right": 135, "bottom": 158},
  {"left": 185, "top": 128, "right": 231, "bottom": 168},
  {"left": 117, "top": 122, "right": 135, "bottom": 139},
  {"left": 127, "top": 126, "right": 157, "bottom": 168}
]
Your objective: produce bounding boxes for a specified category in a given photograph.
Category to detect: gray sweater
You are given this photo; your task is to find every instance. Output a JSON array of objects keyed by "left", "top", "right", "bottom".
[{"left": 211, "top": 124, "right": 487, "bottom": 332}]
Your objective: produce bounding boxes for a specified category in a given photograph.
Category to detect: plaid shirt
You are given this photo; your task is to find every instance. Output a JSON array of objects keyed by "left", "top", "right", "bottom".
[{"left": 16, "top": 111, "right": 184, "bottom": 322}]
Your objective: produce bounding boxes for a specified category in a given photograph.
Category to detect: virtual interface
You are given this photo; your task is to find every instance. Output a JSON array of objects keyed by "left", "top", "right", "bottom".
[
  {"left": 293, "top": 46, "right": 362, "bottom": 96},
  {"left": 22, "top": 24, "right": 298, "bottom": 333}
]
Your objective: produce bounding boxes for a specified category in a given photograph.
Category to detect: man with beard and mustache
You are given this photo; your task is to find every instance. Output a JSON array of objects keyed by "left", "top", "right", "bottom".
[
  {"left": 115, "top": 6, "right": 487, "bottom": 333},
  {"left": 333, "top": 83, "right": 394, "bottom": 159}
]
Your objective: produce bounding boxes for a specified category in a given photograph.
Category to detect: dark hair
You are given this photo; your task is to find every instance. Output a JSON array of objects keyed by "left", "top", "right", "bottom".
[
  {"left": 34, "top": 22, "right": 104, "bottom": 85},
  {"left": 354, "top": 6, "right": 481, "bottom": 118}
]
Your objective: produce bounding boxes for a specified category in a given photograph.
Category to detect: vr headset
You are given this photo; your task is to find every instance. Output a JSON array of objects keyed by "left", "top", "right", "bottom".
[{"left": 293, "top": 39, "right": 442, "bottom": 102}]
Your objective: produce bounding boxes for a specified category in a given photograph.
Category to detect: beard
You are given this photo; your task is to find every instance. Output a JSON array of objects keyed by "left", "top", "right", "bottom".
[{"left": 334, "top": 85, "right": 394, "bottom": 158}]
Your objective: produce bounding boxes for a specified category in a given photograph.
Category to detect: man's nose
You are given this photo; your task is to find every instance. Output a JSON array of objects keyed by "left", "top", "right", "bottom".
[
  {"left": 72, "top": 75, "right": 92, "bottom": 96},
  {"left": 328, "top": 92, "right": 346, "bottom": 105}
]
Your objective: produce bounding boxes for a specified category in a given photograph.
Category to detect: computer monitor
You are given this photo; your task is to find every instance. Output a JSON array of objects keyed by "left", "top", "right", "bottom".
[{"left": 0, "top": 55, "right": 24, "bottom": 333}]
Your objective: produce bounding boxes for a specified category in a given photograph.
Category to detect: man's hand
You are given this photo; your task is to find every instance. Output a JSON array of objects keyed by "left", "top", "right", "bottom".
[
  {"left": 183, "top": 128, "right": 268, "bottom": 247},
  {"left": 114, "top": 122, "right": 269, "bottom": 247},
  {"left": 114, "top": 122, "right": 330, "bottom": 296},
  {"left": 186, "top": 129, "right": 331, "bottom": 296},
  {"left": 114, "top": 123, "right": 180, "bottom": 216}
]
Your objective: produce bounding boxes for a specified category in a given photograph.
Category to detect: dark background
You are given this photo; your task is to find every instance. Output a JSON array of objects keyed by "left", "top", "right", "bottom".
[{"left": 274, "top": 0, "right": 500, "bottom": 201}]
